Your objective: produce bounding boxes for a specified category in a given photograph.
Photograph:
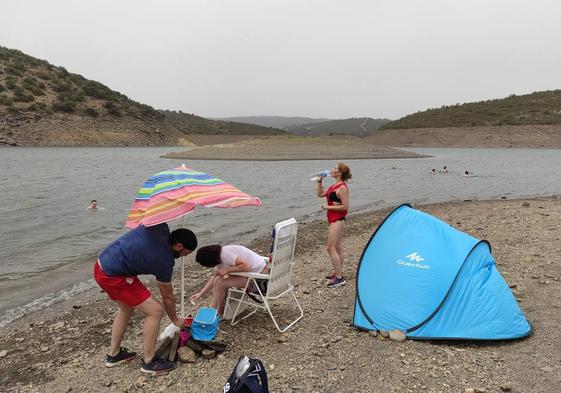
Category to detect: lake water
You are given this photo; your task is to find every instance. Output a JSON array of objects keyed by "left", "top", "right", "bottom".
[{"left": 1, "top": 146, "right": 560, "bottom": 327}]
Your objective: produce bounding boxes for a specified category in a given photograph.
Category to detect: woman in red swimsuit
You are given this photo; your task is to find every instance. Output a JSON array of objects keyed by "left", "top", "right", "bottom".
[{"left": 316, "top": 162, "right": 352, "bottom": 287}]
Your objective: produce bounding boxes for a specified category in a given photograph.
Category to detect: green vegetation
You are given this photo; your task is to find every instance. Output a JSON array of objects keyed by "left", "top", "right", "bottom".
[
  {"left": 0, "top": 45, "right": 287, "bottom": 138},
  {"left": 83, "top": 107, "right": 99, "bottom": 117},
  {"left": 0, "top": 46, "right": 161, "bottom": 119},
  {"left": 161, "top": 110, "right": 287, "bottom": 136},
  {"left": 286, "top": 117, "right": 390, "bottom": 136},
  {"left": 381, "top": 90, "right": 561, "bottom": 129}
]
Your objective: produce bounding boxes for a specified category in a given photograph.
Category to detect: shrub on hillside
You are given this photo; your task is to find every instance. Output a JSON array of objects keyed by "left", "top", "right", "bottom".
[
  {"left": 0, "top": 83, "right": 4, "bottom": 93},
  {"left": 83, "top": 81, "right": 114, "bottom": 100},
  {"left": 13, "top": 92, "right": 35, "bottom": 103},
  {"left": 52, "top": 99, "right": 76, "bottom": 113},
  {"left": 84, "top": 107, "right": 99, "bottom": 117},
  {"left": 5, "top": 65, "right": 23, "bottom": 77},
  {"left": 107, "top": 106, "right": 121, "bottom": 117},
  {"left": 5, "top": 78, "right": 17, "bottom": 90},
  {"left": 57, "top": 67, "right": 69, "bottom": 78},
  {"left": 53, "top": 81, "right": 72, "bottom": 93},
  {"left": 37, "top": 71, "right": 51, "bottom": 80},
  {"left": 30, "top": 86, "right": 45, "bottom": 96},
  {"left": 0, "top": 94, "right": 14, "bottom": 106},
  {"left": 138, "top": 103, "right": 164, "bottom": 119},
  {"left": 23, "top": 77, "right": 37, "bottom": 86}
]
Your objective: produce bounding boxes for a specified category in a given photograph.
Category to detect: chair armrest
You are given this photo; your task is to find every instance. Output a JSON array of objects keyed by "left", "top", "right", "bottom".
[{"left": 230, "top": 272, "right": 270, "bottom": 280}]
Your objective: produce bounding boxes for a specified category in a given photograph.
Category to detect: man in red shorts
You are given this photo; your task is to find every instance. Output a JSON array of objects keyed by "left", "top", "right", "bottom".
[{"left": 93, "top": 223, "right": 197, "bottom": 376}]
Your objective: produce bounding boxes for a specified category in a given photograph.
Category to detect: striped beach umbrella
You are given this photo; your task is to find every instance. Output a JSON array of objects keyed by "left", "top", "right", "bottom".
[{"left": 126, "top": 164, "right": 261, "bottom": 229}]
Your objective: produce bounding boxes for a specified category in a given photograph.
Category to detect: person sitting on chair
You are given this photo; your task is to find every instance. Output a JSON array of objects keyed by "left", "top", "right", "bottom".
[{"left": 191, "top": 245, "right": 267, "bottom": 316}]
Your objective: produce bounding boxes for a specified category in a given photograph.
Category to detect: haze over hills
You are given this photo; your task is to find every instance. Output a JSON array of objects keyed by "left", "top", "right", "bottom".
[
  {"left": 215, "top": 115, "right": 391, "bottom": 136},
  {"left": 0, "top": 46, "right": 285, "bottom": 146},
  {"left": 381, "top": 90, "right": 561, "bottom": 129},
  {"left": 213, "top": 115, "right": 330, "bottom": 129},
  {"left": 286, "top": 117, "right": 390, "bottom": 136}
]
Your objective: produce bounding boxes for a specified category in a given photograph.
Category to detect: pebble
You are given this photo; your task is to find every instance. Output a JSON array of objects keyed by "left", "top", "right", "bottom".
[
  {"left": 465, "top": 389, "right": 475, "bottom": 393},
  {"left": 500, "top": 385, "right": 512, "bottom": 392},
  {"left": 0, "top": 350, "right": 8, "bottom": 358},
  {"left": 389, "top": 329, "right": 407, "bottom": 342},
  {"left": 201, "top": 349, "right": 216, "bottom": 359},
  {"left": 135, "top": 377, "right": 146, "bottom": 388},
  {"left": 178, "top": 347, "right": 197, "bottom": 363},
  {"left": 522, "top": 202, "right": 530, "bottom": 207},
  {"left": 380, "top": 330, "right": 390, "bottom": 338},
  {"left": 50, "top": 322, "right": 65, "bottom": 330},
  {"left": 368, "top": 330, "right": 378, "bottom": 337}
]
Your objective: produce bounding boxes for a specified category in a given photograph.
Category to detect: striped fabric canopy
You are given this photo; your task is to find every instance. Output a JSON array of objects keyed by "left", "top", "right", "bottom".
[{"left": 126, "top": 164, "right": 261, "bottom": 228}]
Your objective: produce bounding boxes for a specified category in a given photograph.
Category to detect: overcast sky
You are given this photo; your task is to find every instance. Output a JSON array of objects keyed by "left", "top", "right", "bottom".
[{"left": 2, "top": 0, "right": 560, "bottom": 119}]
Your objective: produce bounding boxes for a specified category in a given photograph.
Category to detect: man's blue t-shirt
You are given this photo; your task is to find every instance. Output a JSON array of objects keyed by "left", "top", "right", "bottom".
[{"left": 99, "top": 223, "right": 175, "bottom": 282}]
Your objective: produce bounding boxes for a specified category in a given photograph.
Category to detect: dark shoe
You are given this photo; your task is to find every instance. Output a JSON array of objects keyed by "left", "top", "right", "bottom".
[
  {"left": 327, "top": 276, "right": 346, "bottom": 288},
  {"left": 106, "top": 347, "right": 137, "bottom": 368},
  {"left": 140, "top": 358, "right": 176, "bottom": 376}
]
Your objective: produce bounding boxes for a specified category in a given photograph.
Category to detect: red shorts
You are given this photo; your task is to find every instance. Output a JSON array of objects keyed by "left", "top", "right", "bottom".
[{"left": 93, "top": 260, "right": 151, "bottom": 307}]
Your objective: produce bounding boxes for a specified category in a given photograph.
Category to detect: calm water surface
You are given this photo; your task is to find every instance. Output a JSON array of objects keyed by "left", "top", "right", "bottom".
[{"left": 1, "top": 146, "right": 560, "bottom": 327}]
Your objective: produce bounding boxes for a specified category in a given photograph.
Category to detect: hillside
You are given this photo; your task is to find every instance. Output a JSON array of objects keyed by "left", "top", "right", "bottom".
[
  {"left": 163, "top": 111, "right": 285, "bottom": 135},
  {"left": 0, "top": 46, "right": 285, "bottom": 146},
  {"left": 381, "top": 90, "right": 561, "bottom": 129},
  {"left": 287, "top": 117, "right": 390, "bottom": 136},
  {"left": 212, "top": 115, "right": 330, "bottom": 129}
]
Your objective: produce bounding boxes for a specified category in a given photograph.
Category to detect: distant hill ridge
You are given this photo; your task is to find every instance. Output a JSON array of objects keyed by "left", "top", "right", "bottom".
[
  {"left": 382, "top": 90, "right": 561, "bottom": 129},
  {"left": 0, "top": 46, "right": 285, "bottom": 146},
  {"left": 286, "top": 117, "right": 390, "bottom": 136},
  {"left": 213, "top": 115, "right": 330, "bottom": 129},
  {"left": 216, "top": 115, "right": 391, "bottom": 136}
]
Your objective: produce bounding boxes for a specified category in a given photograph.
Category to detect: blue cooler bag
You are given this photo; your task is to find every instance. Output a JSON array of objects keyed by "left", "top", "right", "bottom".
[{"left": 191, "top": 307, "right": 220, "bottom": 341}]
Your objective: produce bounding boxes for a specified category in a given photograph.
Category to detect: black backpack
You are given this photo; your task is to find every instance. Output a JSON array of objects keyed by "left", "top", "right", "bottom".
[{"left": 223, "top": 356, "right": 269, "bottom": 393}]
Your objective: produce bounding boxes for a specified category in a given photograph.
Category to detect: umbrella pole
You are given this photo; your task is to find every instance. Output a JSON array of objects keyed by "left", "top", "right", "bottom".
[{"left": 181, "top": 216, "right": 185, "bottom": 318}]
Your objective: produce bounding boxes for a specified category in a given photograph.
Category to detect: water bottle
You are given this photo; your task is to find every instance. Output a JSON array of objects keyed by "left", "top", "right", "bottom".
[{"left": 310, "top": 170, "right": 330, "bottom": 182}]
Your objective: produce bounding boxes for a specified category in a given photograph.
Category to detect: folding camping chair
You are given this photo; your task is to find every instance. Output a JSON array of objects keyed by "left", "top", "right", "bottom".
[{"left": 224, "top": 218, "right": 303, "bottom": 332}]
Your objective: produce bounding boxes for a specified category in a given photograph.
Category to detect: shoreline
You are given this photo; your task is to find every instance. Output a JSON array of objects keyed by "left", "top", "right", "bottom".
[
  {"left": 2, "top": 196, "right": 560, "bottom": 392},
  {"left": 162, "top": 135, "right": 429, "bottom": 160}
]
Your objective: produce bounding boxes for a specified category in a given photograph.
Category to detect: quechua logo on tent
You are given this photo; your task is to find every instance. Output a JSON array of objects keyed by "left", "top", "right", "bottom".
[{"left": 396, "top": 252, "right": 431, "bottom": 270}]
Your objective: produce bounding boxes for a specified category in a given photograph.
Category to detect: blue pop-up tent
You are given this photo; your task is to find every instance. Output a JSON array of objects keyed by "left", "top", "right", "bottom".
[{"left": 353, "top": 204, "right": 532, "bottom": 340}]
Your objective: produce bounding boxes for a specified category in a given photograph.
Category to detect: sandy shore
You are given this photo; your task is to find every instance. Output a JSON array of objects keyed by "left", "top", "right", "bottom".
[
  {"left": 163, "top": 135, "right": 427, "bottom": 160},
  {"left": 1, "top": 197, "right": 560, "bottom": 392}
]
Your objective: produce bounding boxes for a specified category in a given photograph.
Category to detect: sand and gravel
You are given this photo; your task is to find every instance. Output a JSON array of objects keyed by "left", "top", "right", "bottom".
[
  {"left": 1, "top": 197, "right": 560, "bottom": 393},
  {"left": 163, "top": 135, "right": 427, "bottom": 160}
]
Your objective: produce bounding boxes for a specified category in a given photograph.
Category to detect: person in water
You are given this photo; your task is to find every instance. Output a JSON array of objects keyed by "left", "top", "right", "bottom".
[
  {"left": 191, "top": 244, "right": 268, "bottom": 316},
  {"left": 316, "top": 162, "right": 351, "bottom": 288},
  {"left": 88, "top": 200, "right": 98, "bottom": 210},
  {"left": 93, "top": 224, "right": 197, "bottom": 376}
]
